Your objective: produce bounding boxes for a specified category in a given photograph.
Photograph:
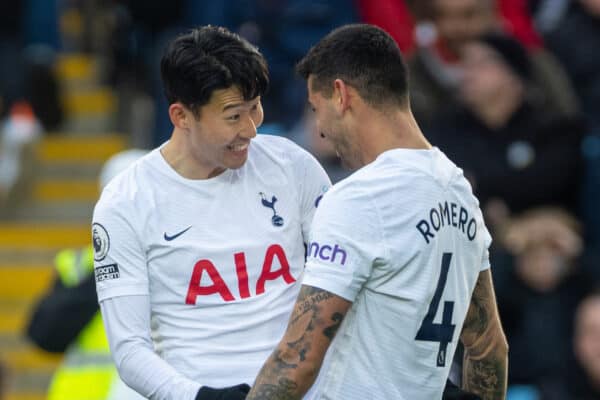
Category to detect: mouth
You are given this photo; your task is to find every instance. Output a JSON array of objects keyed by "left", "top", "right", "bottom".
[{"left": 227, "top": 142, "right": 249, "bottom": 152}]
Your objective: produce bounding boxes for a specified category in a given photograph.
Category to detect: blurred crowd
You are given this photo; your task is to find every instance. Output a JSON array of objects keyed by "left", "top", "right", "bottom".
[{"left": 1, "top": 1, "right": 600, "bottom": 400}]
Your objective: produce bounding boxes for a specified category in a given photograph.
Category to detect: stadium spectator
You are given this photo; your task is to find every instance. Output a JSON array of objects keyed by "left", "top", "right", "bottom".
[
  {"left": 26, "top": 150, "right": 148, "bottom": 400},
  {"left": 542, "top": 0, "right": 600, "bottom": 246},
  {"left": 0, "top": 101, "right": 43, "bottom": 208},
  {"left": 427, "top": 32, "right": 588, "bottom": 397},
  {"left": 407, "top": 0, "right": 579, "bottom": 128},
  {"left": 569, "top": 290, "right": 600, "bottom": 399},
  {"left": 492, "top": 208, "right": 589, "bottom": 397},
  {"left": 426, "top": 33, "right": 583, "bottom": 218}
]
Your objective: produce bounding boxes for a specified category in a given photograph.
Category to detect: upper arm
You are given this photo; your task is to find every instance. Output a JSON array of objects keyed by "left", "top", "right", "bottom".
[
  {"left": 302, "top": 183, "right": 382, "bottom": 302},
  {"left": 460, "top": 269, "right": 506, "bottom": 351},
  {"left": 93, "top": 192, "right": 148, "bottom": 302}
]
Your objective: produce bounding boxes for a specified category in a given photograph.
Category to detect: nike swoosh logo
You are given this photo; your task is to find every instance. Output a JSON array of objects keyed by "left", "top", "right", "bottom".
[{"left": 164, "top": 226, "right": 192, "bottom": 241}]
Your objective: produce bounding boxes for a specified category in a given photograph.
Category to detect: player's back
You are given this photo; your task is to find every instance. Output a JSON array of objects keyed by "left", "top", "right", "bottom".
[{"left": 309, "top": 147, "right": 491, "bottom": 400}]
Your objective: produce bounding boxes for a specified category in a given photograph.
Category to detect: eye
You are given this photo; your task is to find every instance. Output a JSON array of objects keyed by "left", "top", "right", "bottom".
[
  {"left": 251, "top": 104, "right": 259, "bottom": 111},
  {"left": 227, "top": 114, "right": 240, "bottom": 121}
]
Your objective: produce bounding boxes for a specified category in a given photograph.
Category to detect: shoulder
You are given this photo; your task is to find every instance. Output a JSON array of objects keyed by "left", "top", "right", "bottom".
[
  {"left": 94, "top": 155, "right": 152, "bottom": 219},
  {"left": 318, "top": 170, "right": 375, "bottom": 214}
]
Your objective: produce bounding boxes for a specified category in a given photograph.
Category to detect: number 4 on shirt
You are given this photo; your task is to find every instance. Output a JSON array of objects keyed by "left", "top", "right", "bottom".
[{"left": 415, "top": 252, "right": 456, "bottom": 367}]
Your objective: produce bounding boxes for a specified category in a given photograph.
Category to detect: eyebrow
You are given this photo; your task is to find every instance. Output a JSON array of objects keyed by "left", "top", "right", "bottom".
[{"left": 222, "top": 102, "right": 245, "bottom": 112}]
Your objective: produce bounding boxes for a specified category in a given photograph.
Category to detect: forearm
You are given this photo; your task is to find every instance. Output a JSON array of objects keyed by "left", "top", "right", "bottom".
[
  {"left": 101, "top": 296, "right": 201, "bottom": 400},
  {"left": 462, "top": 334, "right": 508, "bottom": 400},
  {"left": 461, "top": 270, "right": 508, "bottom": 400},
  {"left": 247, "top": 286, "right": 351, "bottom": 400},
  {"left": 248, "top": 346, "right": 318, "bottom": 400}
]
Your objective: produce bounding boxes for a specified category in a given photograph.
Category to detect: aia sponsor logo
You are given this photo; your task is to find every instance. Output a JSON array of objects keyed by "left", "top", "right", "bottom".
[{"left": 185, "top": 244, "right": 296, "bottom": 304}]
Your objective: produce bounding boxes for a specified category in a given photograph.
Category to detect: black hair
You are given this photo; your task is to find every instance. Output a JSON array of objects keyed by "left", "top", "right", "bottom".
[
  {"left": 160, "top": 25, "right": 269, "bottom": 114},
  {"left": 296, "top": 24, "right": 409, "bottom": 108}
]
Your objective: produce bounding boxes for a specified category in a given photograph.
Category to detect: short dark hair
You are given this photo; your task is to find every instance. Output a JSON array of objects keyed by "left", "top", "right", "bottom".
[
  {"left": 296, "top": 24, "right": 409, "bottom": 108},
  {"left": 160, "top": 25, "right": 269, "bottom": 113}
]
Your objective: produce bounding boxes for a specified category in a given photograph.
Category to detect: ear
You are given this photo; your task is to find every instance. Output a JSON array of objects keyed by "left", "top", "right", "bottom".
[
  {"left": 333, "top": 79, "right": 351, "bottom": 113},
  {"left": 168, "top": 103, "right": 189, "bottom": 130}
]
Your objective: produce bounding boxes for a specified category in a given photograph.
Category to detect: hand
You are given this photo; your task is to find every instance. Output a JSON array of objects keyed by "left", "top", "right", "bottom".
[
  {"left": 443, "top": 380, "right": 482, "bottom": 400},
  {"left": 500, "top": 208, "right": 582, "bottom": 259},
  {"left": 196, "top": 384, "right": 250, "bottom": 400}
]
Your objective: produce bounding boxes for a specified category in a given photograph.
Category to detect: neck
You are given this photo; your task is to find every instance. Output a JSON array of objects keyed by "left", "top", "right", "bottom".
[
  {"left": 356, "top": 105, "right": 431, "bottom": 165},
  {"left": 161, "top": 129, "right": 225, "bottom": 179}
]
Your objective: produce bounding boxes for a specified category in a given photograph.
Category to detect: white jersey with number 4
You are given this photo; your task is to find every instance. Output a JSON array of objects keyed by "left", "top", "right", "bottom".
[
  {"left": 303, "top": 147, "right": 492, "bottom": 400},
  {"left": 92, "top": 134, "right": 330, "bottom": 388}
]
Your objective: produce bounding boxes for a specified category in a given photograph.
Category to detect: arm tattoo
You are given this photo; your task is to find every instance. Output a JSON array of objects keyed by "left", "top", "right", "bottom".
[
  {"left": 249, "top": 378, "right": 298, "bottom": 400},
  {"left": 464, "top": 359, "right": 506, "bottom": 400},
  {"left": 462, "top": 276, "right": 488, "bottom": 338},
  {"left": 247, "top": 287, "right": 350, "bottom": 399},
  {"left": 323, "top": 312, "right": 344, "bottom": 339},
  {"left": 461, "top": 271, "right": 508, "bottom": 400}
]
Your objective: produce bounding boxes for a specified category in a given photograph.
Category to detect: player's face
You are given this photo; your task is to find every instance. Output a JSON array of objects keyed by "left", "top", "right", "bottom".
[
  {"left": 307, "top": 77, "right": 361, "bottom": 170},
  {"left": 185, "top": 86, "right": 263, "bottom": 177}
]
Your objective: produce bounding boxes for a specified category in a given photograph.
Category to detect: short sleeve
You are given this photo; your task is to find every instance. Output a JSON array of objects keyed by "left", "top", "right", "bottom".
[
  {"left": 302, "top": 183, "right": 383, "bottom": 302},
  {"left": 92, "top": 188, "right": 149, "bottom": 302},
  {"left": 292, "top": 149, "right": 331, "bottom": 241},
  {"left": 477, "top": 208, "right": 492, "bottom": 271},
  {"left": 480, "top": 226, "right": 492, "bottom": 272}
]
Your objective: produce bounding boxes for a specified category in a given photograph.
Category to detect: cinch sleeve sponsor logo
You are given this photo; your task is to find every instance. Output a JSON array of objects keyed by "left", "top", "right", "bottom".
[
  {"left": 95, "top": 264, "right": 120, "bottom": 282},
  {"left": 307, "top": 242, "right": 347, "bottom": 265}
]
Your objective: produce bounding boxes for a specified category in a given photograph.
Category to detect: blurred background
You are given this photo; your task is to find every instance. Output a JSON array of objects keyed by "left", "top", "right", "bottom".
[{"left": 0, "top": 1, "right": 599, "bottom": 400}]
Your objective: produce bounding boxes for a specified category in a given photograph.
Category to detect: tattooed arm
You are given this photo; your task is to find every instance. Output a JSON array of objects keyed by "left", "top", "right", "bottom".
[
  {"left": 246, "top": 285, "right": 351, "bottom": 400},
  {"left": 460, "top": 269, "right": 508, "bottom": 400}
]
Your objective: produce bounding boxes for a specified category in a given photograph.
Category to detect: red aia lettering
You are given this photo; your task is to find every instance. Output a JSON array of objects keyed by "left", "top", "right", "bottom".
[
  {"left": 185, "top": 260, "right": 235, "bottom": 304},
  {"left": 256, "top": 244, "right": 296, "bottom": 295},
  {"left": 185, "top": 244, "right": 296, "bottom": 304},
  {"left": 234, "top": 252, "right": 251, "bottom": 299}
]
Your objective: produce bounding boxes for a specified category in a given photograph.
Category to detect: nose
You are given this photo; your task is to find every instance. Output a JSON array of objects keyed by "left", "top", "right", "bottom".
[{"left": 240, "top": 115, "right": 257, "bottom": 139}]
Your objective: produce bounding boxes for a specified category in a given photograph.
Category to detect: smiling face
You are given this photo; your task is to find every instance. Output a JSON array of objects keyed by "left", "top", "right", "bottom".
[
  {"left": 306, "top": 76, "right": 362, "bottom": 170},
  {"left": 181, "top": 86, "right": 264, "bottom": 177}
]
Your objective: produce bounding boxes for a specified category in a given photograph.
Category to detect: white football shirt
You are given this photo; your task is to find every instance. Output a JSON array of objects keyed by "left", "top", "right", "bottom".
[
  {"left": 93, "top": 134, "right": 330, "bottom": 389},
  {"left": 303, "top": 147, "right": 492, "bottom": 400}
]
